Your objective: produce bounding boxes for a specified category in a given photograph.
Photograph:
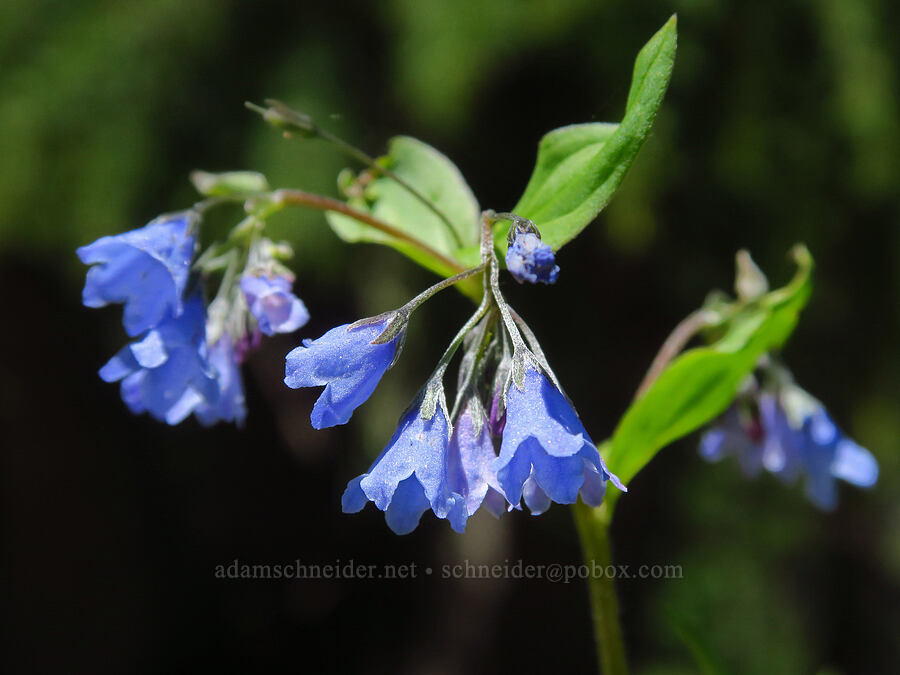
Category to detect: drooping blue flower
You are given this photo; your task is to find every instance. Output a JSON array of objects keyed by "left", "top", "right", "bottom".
[
  {"left": 495, "top": 363, "right": 625, "bottom": 512},
  {"left": 77, "top": 213, "right": 196, "bottom": 337},
  {"left": 341, "top": 397, "right": 468, "bottom": 534},
  {"left": 796, "top": 406, "right": 878, "bottom": 510},
  {"left": 98, "top": 292, "right": 219, "bottom": 425},
  {"left": 506, "top": 232, "right": 559, "bottom": 285},
  {"left": 194, "top": 336, "right": 247, "bottom": 427},
  {"left": 447, "top": 397, "right": 508, "bottom": 518},
  {"left": 699, "top": 400, "right": 768, "bottom": 478},
  {"left": 284, "top": 315, "right": 404, "bottom": 429},
  {"left": 240, "top": 274, "right": 309, "bottom": 336},
  {"left": 700, "top": 387, "right": 878, "bottom": 509}
]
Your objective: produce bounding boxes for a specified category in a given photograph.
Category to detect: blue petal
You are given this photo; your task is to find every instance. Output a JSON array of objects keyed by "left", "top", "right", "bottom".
[
  {"left": 496, "top": 364, "right": 622, "bottom": 508},
  {"left": 447, "top": 398, "right": 507, "bottom": 516},
  {"left": 580, "top": 460, "right": 608, "bottom": 507},
  {"left": 129, "top": 330, "right": 168, "bottom": 369},
  {"left": 522, "top": 475, "right": 552, "bottom": 515},
  {"left": 284, "top": 319, "right": 401, "bottom": 429},
  {"left": 195, "top": 337, "right": 247, "bottom": 427},
  {"left": 832, "top": 439, "right": 878, "bottom": 487},
  {"left": 103, "top": 292, "right": 219, "bottom": 425},
  {"left": 384, "top": 476, "right": 432, "bottom": 535},
  {"left": 505, "top": 232, "right": 560, "bottom": 285},
  {"left": 344, "top": 402, "right": 468, "bottom": 534},
  {"left": 77, "top": 214, "right": 195, "bottom": 336},
  {"left": 241, "top": 274, "right": 309, "bottom": 336}
]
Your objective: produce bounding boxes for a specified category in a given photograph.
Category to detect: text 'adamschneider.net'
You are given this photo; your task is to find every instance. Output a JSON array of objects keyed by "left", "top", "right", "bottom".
[{"left": 215, "top": 559, "right": 683, "bottom": 584}]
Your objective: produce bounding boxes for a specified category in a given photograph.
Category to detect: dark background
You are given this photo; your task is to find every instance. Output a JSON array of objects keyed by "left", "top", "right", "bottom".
[{"left": 1, "top": 1, "right": 898, "bottom": 673}]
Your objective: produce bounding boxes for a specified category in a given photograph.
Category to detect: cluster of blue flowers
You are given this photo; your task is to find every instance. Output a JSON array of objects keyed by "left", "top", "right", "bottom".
[
  {"left": 284, "top": 223, "right": 624, "bottom": 534},
  {"left": 78, "top": 212, "right": 308, "bottom": 426},
  {"left": 700, "top": 364, "right": 878, "bottom": 510}
]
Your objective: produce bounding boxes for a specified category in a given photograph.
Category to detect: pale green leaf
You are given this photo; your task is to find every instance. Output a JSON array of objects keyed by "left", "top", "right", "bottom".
[
  {"left": 326, "top": 135, "right": 480, "bottom": 278},
  {"left": 605, "top": 246, "right": 813, "bottom": 488}
]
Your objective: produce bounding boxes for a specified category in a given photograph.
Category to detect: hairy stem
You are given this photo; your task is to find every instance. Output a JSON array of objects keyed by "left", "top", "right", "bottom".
[
  {"left": 273, "top": 188, "right": 465, "bottom": 274},
  {"left": 399, "top": 263, "right": 487, "bottom": 315},
  {"left": 573, "top": 502, "right": 629, "bottom": 675},
  {"left": 634, "top": 309, "right": 714, "bottom": 400}
]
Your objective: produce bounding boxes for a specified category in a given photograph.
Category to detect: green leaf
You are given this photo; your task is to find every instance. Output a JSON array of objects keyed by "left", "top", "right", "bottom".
[
  {"left": 605, "top": 246, "right": 814, "bottom": 489},
  {"left": 507, "top": 15, "right": 677, "bottom": 251},
  {"left": 326, "top": 135, "right": 480, "bottom": 278}
]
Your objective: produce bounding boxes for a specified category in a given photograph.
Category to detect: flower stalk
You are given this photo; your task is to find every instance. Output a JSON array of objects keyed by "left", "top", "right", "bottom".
[{"left": 573, "top": 501, "right": 629, "bottom": 675}]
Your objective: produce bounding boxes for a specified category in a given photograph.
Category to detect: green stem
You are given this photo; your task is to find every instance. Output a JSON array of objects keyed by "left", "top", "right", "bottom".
[{"left": 572, "top": 501, "right": 629, "bottom": 675}]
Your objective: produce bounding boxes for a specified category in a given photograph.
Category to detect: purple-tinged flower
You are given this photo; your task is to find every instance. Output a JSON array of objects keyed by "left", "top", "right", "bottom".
[
  {"left": 195, "top": 336, "right": 247, "bottom": 427},
  {"left": 447, "top": 398, "right": 508, "bottom": 518},
  {"left": 240, "top": 274, "right": 309, "bottom": 336},
  {"left": 284, "top": 315, "right": 404, "bottom": 429},
  {"left": 98, "top": 292, "right": 219, "bottom": 425},
  {"left": 700, "top": 386, "right": 878, "bottom": 510},
  {"left": 341, "top": 398, "right": 468, "bottom": 534},
  {"left": 495, "top": 363, "right": 625, "bottom": 512},
  {"left": 77, "top": 213, "right": 196, "bottom": 337},
  {"left": 699, "top": 399, "right": 768, "bottom": 478},
  {"left": 506, "top": 232, "right": 559, "bottom": 285},
  {"left": 233, "top": 328, "right": 263, "bottom": 363}
]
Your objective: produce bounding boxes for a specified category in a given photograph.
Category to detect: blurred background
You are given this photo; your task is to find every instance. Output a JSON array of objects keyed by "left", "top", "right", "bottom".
[{"left": 1, "top": 1, "right": 898, "bottom": 673}]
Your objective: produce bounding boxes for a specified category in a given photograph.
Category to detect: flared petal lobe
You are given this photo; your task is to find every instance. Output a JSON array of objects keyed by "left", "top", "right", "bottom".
[
  {"left": 77, "top": 214, "right": 196, "bottom": 336},
  {"left": 495, "top": 364, "right": 624, "bottom": 513},
  {"left": 341, "top": 402, "right": 468, "bottom": 534},
  {"left": 99, "top": 293, "right": 218, "bottom": 424},
  {"left": 284, "top": 318, "right": 403, "bottom": 429}
]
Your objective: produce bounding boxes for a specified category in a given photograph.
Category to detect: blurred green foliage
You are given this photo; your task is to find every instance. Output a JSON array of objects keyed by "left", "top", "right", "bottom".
[{"left": 1, "top": 0, "right": 898, "bottom": 673}]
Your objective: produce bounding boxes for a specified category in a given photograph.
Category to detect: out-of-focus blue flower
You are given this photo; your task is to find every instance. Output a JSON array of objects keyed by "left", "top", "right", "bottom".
[
  {"left": 495, "top": 363, "right": 625, "bottom": 513},
  {"left": 700, "top": 387, "right": 878, "bottom": 509},
  {"left": 98, "top": 292, "right": 219, "bottom": 425},
  {"left": 341, "top": 398, "right": 468, "bottom": 534},
  {"left": 796, "top": 406, "right": 878, "bottom": 509},
  {"left": 195, "top": 336, "right": 247, "bottom": 427},
  {"left": 506, "top": 232, "right": 559, "bottom": 285},
  {"left": 700, "top": 399, "right": 768, "bottom": 478},
  {"left": 284, "top": 316, "right": 404, "bottom": 429},
  {"left": 240, "top": 274, "right": 309, "bottom": 336},
  {"left": 447, "top": 397, "right": 508, "bottom": 518},
  {"left": 77, "top": 213, "right": 196, "bottom": 337}
]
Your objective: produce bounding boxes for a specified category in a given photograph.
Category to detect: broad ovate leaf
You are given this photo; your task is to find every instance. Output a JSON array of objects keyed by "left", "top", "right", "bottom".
[{"left": 326, "top": 136, "right": 479, "bottom": 278}]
